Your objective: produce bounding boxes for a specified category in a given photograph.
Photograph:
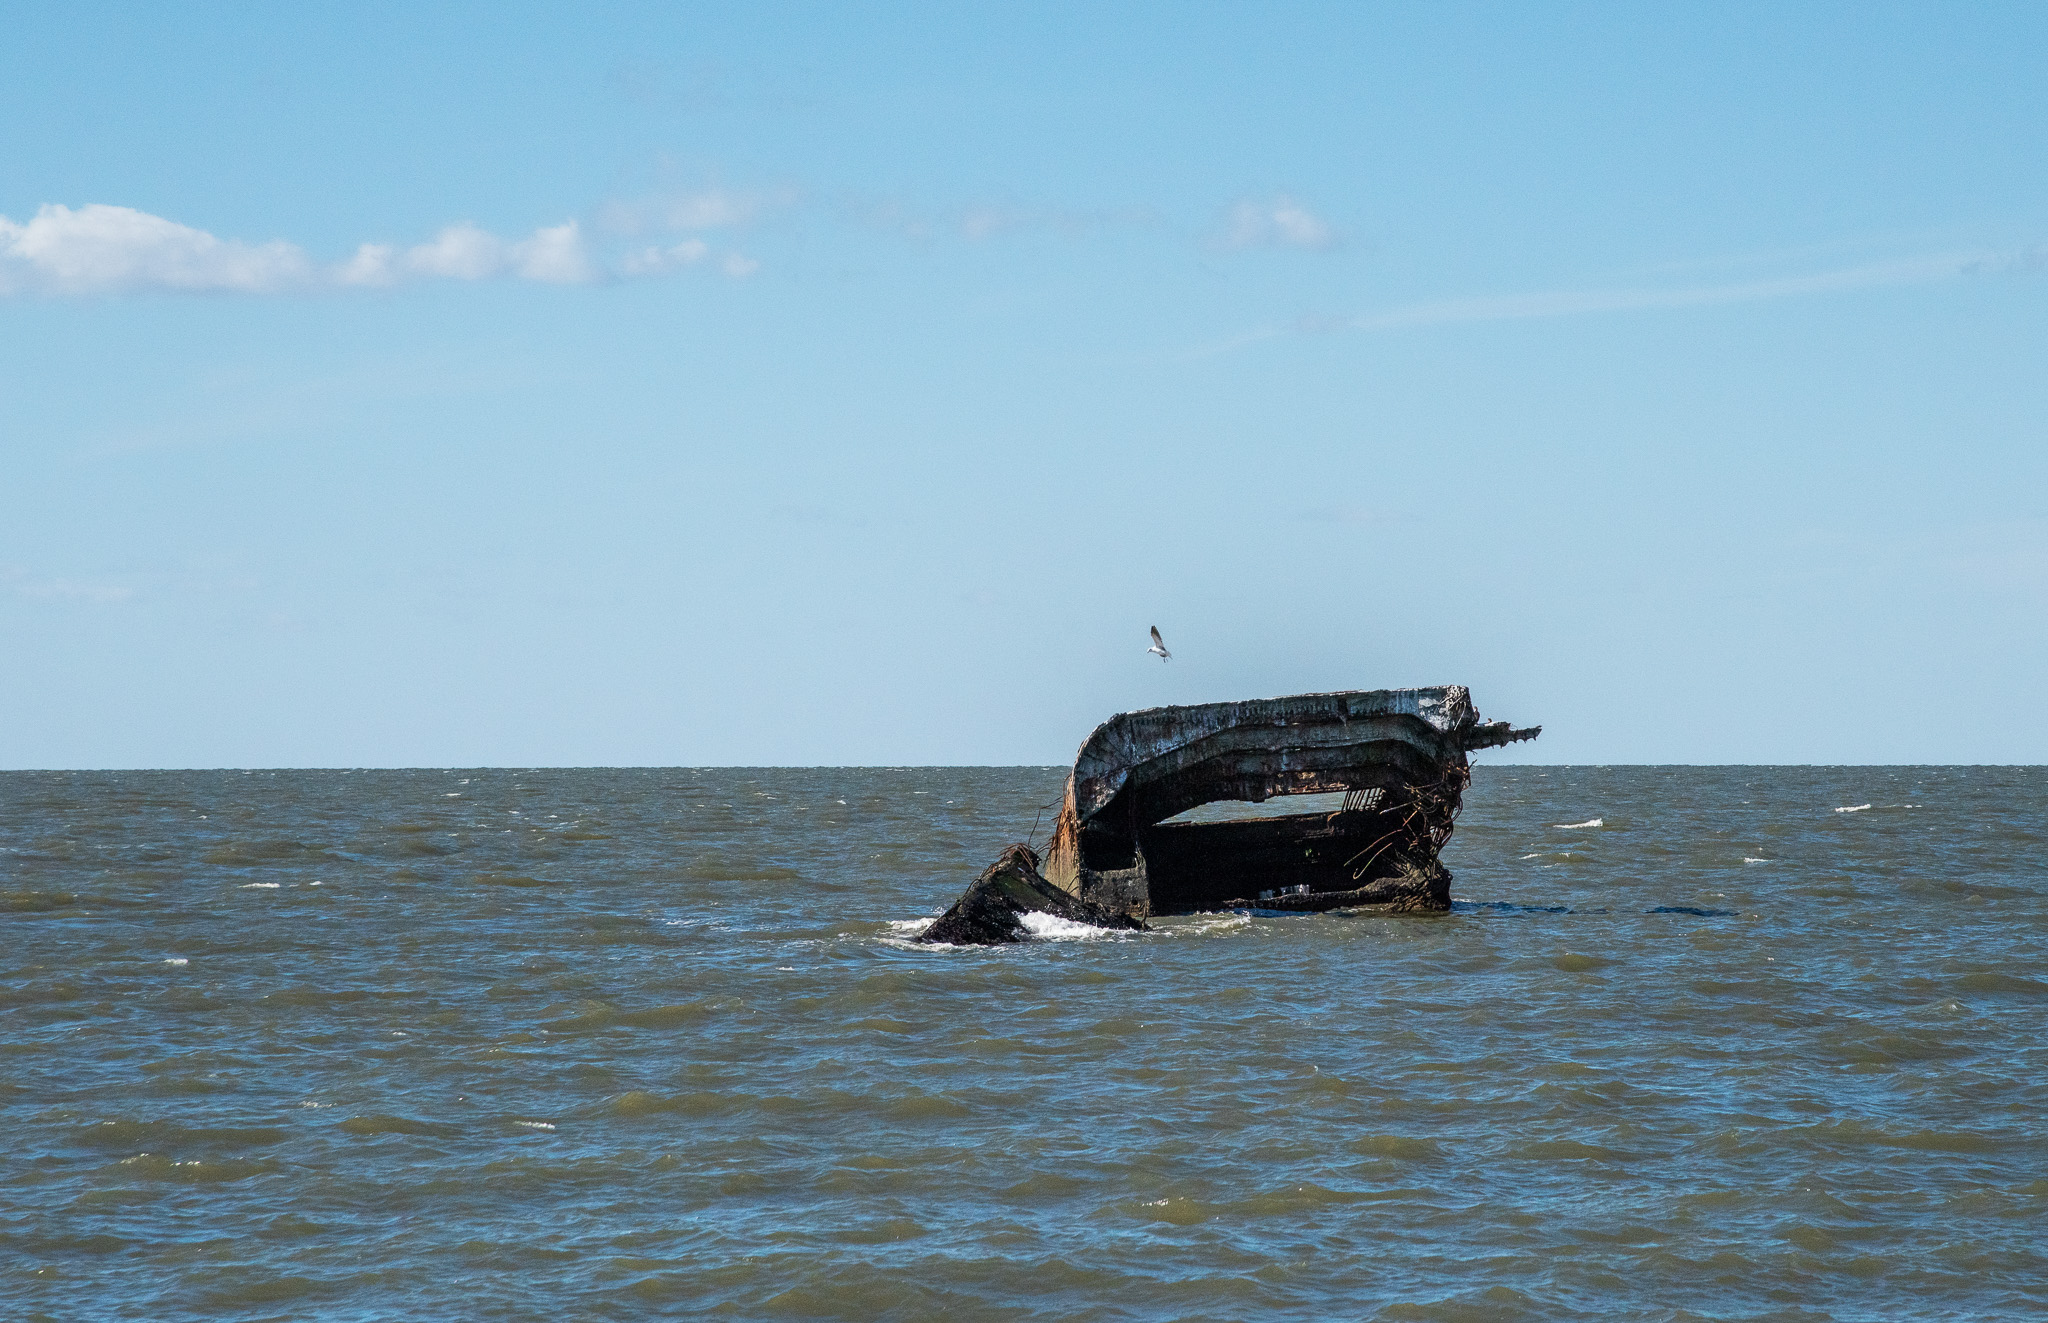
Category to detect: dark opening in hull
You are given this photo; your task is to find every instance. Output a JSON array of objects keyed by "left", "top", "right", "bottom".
[{"left": 1139, "top": 804, "right": 1449, "bottom": 914}]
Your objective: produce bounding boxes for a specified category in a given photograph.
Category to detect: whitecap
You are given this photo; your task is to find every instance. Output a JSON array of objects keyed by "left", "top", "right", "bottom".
[
  {"left": 1020, "top": 912, "right": 1126, "bottom": 940},
  {"left": 1743, "top": 857, "right": 1770, "bottom": 864},
  {"left": 1835, "top": 804, "right": 1872, "bottom": 813},
  {"left": 881, "top": 917, "right": 936, "bottom": 939},
  {"left": 1166, "top": 912, "right": 1250, "bottom": 936},
  {"left": 163, "top": 957, "right": 188, "bottom": 966},
  {"left": 513, "top": 1120, "right": 556, "bottom": 1131},
  {"left": 1520, "top": 852, "right": 1542, "bottom": 859},
  {"left": 1556, "top": 818, "right": 1603, "bottom": 829},
  {"left": 240, "top": 882, "right": 282, "bottom": 889}
]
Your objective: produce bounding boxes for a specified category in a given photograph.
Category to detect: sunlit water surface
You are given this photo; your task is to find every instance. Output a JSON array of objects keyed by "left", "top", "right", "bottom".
[{"left": 4, "top": 766, "right": 2045, "bottom": 1321}]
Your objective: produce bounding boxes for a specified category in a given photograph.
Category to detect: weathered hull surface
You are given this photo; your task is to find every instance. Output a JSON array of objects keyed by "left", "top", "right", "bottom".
[{"left": 919, "top": 685, "right": 1537, "bottom": 941}]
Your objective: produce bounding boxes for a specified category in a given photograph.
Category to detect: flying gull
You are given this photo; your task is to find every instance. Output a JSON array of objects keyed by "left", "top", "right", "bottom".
[{"left": 1147, "top": 626, "right": 1171, "bottom": 662}]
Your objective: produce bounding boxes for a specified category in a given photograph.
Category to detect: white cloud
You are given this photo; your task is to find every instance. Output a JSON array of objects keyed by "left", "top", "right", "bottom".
[
  {"left": 405, "top": 221, "right": 510, "bottom": 281},
  {"left": 0, "top": 204, "right": 758, "bottom": 297},
  {"left": 1220, "top": 196, "right": 1338, "bottom": 250},
  {"left": 510, "top": 221, "right": 596, "bottom": 284},
  {"left": 0, "top": 203, "right": 314, "bottom": 295},
  {"left": 336, "top": 242, "right": 400, "bottom": 287},
  {"left": 339, "top": 220, "right": 596, "bottom": 285}
]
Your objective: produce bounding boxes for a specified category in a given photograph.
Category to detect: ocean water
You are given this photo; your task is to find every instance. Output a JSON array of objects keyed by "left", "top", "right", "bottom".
[{"left": 3, "top": 765, "right": 2045, "bottom": 1322}]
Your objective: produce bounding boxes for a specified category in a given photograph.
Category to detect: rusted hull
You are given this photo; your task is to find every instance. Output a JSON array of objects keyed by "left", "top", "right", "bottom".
[
  {"left": 1042, "top": 685, "right": 1536, "bottom": 918},
  {"left": 920, "top": 685, "right": 1536, "bottom": 941}
]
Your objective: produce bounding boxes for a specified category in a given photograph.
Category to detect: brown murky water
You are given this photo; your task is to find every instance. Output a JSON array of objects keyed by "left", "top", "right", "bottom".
[{"left": 4, "top": 766, "right": 2045, "bottom": 1320}]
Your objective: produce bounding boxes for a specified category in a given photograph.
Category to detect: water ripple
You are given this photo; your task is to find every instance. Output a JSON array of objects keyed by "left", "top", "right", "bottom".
[{"left": 2, "top": 765, "right": 2045, "bottom": 1320}]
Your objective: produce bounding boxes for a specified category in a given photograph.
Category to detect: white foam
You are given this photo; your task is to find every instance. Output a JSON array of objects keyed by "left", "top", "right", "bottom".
[
  {"left": 1520, "top": 852, "right": 1542, "bottom": 859},
  {"left": 513, "top": 1120, "right": 555, "bottom": 1131},
  {"left": 163, "top": 957, "right": 188, "bottom": 966},
  {"left": 1556, "top": 818, "right": 1603, "bottom": 829},
  {"left": 1019, "top": 912, "right": 1124, "bottom": 940},
  {"left": 1743, "top": 857, "right": 1770, "bottom": 864},
  {"left": 1835, "top": 804, "right": 1872, "bottom": 813},
  {"left": 882, "top": 917, "right": 937, "bottom": 938},
  {"left": 1167, "top": 912, "right": 1250, "bottom": 936},
  {"left": 240, "top": 882, "right": 282, "bottom": 889}
]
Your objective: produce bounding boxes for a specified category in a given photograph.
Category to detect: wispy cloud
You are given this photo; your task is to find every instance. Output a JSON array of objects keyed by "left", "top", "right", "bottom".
[
  {"left": 0, "top": 563, "right": 135, "bottom": 605},
  {"left": 1216, "top": 195, "right": 1339, "bottom": 251},
  {"left": 595, "top": 186, "right": 795, "bottom": 236},
  {"left": 616, "top": 237, "right": 711, "bottom": 277},
  {"left": 0, "top": 203, "right": 761, "bottom": 298},
  {"left": 844, "top": 195, "right": 1159, "bottom": 243},
  {"left": 1342, "top": 250, "right": 2040, "bottom": 331},
  {"left": 1199, "top": 245, "right": 2048, "bottom": 354}
]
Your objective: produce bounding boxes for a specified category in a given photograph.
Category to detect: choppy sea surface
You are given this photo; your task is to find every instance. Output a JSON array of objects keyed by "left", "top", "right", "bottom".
[{"left": 4, "top": 766, "right": 2045, "bottom": 1322}]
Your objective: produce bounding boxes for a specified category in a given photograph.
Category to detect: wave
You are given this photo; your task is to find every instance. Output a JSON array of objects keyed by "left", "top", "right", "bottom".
[
  {"left": 1555, "top": 818, "right": 1603, "bottom": 829},
  {"left": 1018, "top": 912, "right": 1131, "bottom": 941},
  {"left": 1163, "top": 912, "right": 1250, "bottom": 937}
]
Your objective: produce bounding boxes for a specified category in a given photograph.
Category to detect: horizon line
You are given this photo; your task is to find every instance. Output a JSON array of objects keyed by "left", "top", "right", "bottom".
[{"left": 2, "top": 762, "right": 2041, "bottom": 773}]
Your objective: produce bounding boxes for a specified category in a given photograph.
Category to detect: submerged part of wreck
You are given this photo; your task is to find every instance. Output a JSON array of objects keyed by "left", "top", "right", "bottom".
[
  {"left": 919, "top": 844, "right": 1149, "bottom": 945},
  {"left": 919, "top": 685, "right": 1537, "bottom": 943}
]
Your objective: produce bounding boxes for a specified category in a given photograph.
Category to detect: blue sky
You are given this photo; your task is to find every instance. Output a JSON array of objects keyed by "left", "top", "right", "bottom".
[{"left": 4, "top": 2, "right": 2045, "bottom": 767}]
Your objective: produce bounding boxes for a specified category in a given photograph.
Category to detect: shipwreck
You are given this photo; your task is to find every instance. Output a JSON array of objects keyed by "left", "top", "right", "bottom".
[{"left": 920, "top": 685, "right": 1539, "bottom": 944}]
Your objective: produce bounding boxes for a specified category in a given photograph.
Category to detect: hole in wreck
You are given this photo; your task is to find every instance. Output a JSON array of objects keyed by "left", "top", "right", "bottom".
[
  {"left": 1122, "top": 782, "right": 1441, "bottom": 917},
  {"left": 1130, "top": 785, "right": 1429, "bottom": 914}
]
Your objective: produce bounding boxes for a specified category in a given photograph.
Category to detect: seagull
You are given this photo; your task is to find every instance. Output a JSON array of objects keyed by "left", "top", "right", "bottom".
[{"left": 1147, "top": 626, "right": 1172, "bottom": 662}]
